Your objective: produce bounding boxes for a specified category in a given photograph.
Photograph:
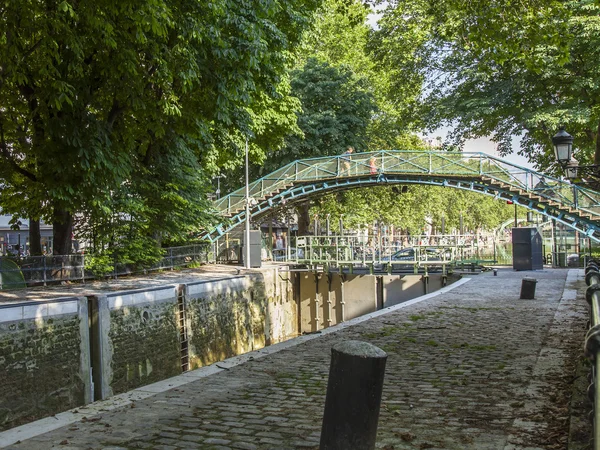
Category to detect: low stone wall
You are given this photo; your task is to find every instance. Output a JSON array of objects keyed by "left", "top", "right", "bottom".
[
  {"left": 0, "top": 269, "right": 299, "bottom": 430},
  {"left": 186, "top": 276, "right": 264, "bottom": 368},
  {"left": 185, "top": 270, "right": 298, "bottom": 369},
  {"left": 0, "top": 297, "right": 90, "bottom": 431},
  {"left": 297, "top": 272, "right": 459, "bottom": 333}
]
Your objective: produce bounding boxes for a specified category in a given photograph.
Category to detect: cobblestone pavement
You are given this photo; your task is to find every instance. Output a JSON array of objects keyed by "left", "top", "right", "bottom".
[{"left": 2, "top": 268, "right": 589, "bottom": 449}]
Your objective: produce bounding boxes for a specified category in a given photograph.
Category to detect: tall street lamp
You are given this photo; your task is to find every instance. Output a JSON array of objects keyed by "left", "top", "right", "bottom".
[{"left": 245, "top": 137, "right": 251, "bottom": 269}]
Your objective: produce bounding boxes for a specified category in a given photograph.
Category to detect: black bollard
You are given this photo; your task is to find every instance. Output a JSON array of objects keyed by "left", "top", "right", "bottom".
[
  {"left": 320, "top": 340, "right": 387, "bottom": 450},
  {"left": 520, "top": 277, "right": 537, "bottom": 299}
]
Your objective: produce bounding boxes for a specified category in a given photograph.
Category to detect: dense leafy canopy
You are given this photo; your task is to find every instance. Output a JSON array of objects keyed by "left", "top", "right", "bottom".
[
  {"left": 1, "top": 0, "right": 539, "bottom": 259},
  {"left": 278, "top": 0, "right": 517, "bottom": 234},
  {"left": 262, "top": 57, "right": 377, "bottom": 172},
  {"left": 0, "top": 0, "right": 321, "bottom": 256},
  {"left": 312, "top": 185, "right": 517, "bottom": 235},
  {"left": 373, "top": 0, "right": 600, "bottom": 170}
]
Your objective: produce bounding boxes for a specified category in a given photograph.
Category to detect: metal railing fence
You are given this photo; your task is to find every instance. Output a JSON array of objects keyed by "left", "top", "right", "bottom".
[
  {"left": 584, "top": 260, "right": 600, "bottom": 450},
  {"left": 271, "top": 233, "right": 499, "bottom": 266},
  {"left": 0, "top": 244, "right": 215, "bottom": 289}
]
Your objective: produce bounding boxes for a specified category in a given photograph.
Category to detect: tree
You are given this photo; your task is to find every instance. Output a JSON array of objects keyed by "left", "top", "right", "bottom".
[
  {"left": 312, "top": 184, "right": 516, "bottom": 235},
  {"left": 262, "top": 58, "right": 376, "bottom": 171},
  {"left": 372, "top": 0, "right": 600, "bottom": 170},
  {"left": 257, "top": 57, "right": 376, "bottom": 233},
  {"left": 0, "top": 0, "right": 322, "bottom": 256},
  {"left": 301, "top": 0, "right": 423, "bottom": 150}
]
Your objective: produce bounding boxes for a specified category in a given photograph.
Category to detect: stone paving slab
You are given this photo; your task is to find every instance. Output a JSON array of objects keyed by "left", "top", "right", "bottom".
[{"left": 0, "top": 268, "right": 588, "bottom": 449}]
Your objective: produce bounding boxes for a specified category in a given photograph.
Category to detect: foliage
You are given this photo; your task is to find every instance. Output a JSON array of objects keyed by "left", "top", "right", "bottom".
[
  {"left": 311, "top": 185, "right": 517, "bottom": 234},
  {"left": 263, "top": 58, "right": 377, "bottom": 173},
  {"left": 84, "top": 253, "right": 115, "bottom": 278},
  {"left": 302, "top": 0, "right": 422, "bottom": 149},
  {"left": 372, "top": 0, "right": 600, "bottom": 170},
  {"left": 0, "top": 0, "right": 322, "bottom": 257}
]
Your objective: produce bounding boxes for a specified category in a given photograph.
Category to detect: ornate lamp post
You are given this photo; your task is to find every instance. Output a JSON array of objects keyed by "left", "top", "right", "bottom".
[
  {"left": 552, "top": 127, "right": 600, "bottom": 181},
  {"left": 552, "top": 127, "right": 574, "bottom": 166}
]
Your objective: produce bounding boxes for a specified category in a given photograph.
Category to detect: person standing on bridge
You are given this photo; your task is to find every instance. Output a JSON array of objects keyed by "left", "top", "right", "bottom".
[
  {"left": 369, "top": 156, "right": 378, "bottom": 175},
  {"left": 341, "top": 146, "right": 353, "bottom": 176}
]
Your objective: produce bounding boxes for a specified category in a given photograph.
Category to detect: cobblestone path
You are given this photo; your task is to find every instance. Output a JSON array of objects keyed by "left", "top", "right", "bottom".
[{"left": 4, "top": 268, "right": 588, "bottom": 450}]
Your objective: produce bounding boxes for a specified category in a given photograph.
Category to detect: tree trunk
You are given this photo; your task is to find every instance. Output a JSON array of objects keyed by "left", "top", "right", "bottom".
[
  {"left": 52, "top": 209, "right": 73, "bottom": 255},
  {"left": 296, "top": 202, "right": 311, "bottom": 236},
  {"left": 29, "top": 217, "right": 42, "bottom": 256},
  {"left": 596, "top": 120, "right": 600, "bottom": 166}
]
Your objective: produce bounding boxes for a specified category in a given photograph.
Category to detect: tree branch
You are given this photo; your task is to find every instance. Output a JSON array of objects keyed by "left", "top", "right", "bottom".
[
  {"left": 0, "top": 115, "right": 37, "bottom": 182},
  {"left": 22, "top": 39, "right": 43, "bottom": 60},
  {"left": 107, "top": 99, "right": 125, "bottom": 130}
]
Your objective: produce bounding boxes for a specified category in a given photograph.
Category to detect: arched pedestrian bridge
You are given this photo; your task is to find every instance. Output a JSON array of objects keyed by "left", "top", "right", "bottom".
[{"left": 204, "top": 150, "right": 600, "bottom": 242}]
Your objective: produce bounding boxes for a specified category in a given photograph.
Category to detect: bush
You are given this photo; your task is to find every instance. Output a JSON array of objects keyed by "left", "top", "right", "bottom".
[{"left": 84, "top": 253, "right": 114, "bottom": 278}]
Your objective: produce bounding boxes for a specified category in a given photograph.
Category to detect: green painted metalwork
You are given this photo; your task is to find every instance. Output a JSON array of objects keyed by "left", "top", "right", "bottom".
[{"left": 205, "top": 150, "right": 600, "bottom": 242}]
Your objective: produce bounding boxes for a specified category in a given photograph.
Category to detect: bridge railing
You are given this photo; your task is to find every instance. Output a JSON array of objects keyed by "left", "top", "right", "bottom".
[
  {"left": 211, "top": 150, "right": 600, "bottom": 220},
  {"left": 584, "top": 261, "right": 600, "bottom": 449},
  {"left": 282, "top": 233, "right": 500, "bottom": 268}
]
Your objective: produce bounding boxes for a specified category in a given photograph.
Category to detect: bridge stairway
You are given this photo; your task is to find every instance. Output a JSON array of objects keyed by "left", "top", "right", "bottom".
[
  {"left": 219, "top": 183, "right": 294, "bottom": 218},
  {"left": 480, "top": 175, "right": 598, "bottom": 221}
]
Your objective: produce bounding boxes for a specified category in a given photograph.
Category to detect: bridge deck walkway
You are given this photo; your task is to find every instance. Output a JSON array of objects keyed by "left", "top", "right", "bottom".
[{"left": 1, "top": 268, "right": 589, "bottom": 449}]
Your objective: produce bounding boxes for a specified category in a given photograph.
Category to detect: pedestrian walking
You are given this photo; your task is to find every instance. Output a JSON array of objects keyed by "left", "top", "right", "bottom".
[{"left": 341, "top": 146, "right": 353, "bottom": 176}]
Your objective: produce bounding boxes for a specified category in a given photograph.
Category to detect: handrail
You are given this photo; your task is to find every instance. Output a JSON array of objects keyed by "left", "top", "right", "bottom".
[
  {"left": 212, "top": 149, "right": 600, "bottom": 218},
  {"left": 584, "top": 260, "right": 600, "bottom": 449}
]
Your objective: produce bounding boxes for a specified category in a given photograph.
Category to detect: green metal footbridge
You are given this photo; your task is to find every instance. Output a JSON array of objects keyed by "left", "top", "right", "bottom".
[{"left": 204, "top": 150, "right": 600, "bottom": 242}]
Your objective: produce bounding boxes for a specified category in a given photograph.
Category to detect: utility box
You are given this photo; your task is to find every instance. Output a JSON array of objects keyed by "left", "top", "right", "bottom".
[
  {"left": 242, "top": 230, "right": 262, "bottom": 268},
  {"left": 512, "top": 227, "right": 543, "bottom": 271}
]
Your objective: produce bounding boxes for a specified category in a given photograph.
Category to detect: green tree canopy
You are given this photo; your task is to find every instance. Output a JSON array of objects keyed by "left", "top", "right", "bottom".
[
  {"left": 0, "top": 0, "right": 321, "bottom": 255},
  {"left": 264, "top": 57, "right": 377, "bottom": 171},
  {"left": 312, "top": 184, "right": 516, "bottom": 235},
  {"left": 373, "top": 0, "right": 600, "bottom": 170}
]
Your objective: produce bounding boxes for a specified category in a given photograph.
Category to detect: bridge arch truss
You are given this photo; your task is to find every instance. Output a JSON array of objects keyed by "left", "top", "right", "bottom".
[{"left": 205, "top": 150, "right": 600, "bottom": 242}]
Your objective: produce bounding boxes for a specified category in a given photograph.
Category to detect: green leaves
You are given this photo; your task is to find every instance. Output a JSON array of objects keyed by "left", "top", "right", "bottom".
[
  {"left": 374, "top": 0, "right": 600, "bottom": 168},
  {"left": 0, "top": 0, "right": 323, "bottom": 255}
]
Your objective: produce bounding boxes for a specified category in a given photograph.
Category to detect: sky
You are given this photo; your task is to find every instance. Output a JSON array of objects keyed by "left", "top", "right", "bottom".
[{"left": 432, "top": 131, "right": 535, "bottom": 170}]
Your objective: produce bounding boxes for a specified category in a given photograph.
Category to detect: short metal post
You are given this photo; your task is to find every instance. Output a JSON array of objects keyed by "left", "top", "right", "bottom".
[{"left": 320, "top": 340, "right": 387, "bottom": 450}]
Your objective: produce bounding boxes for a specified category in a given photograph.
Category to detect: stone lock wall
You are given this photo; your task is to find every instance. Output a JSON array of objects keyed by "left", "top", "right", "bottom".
[
  {"left": 186, "top": 276, "right": 266, "bottom": 368},
  {"left": 185, "top": 271, "right": 299, "bottom": 369},
  {"left": 93, "top": 286, "right": 182, "bottom": 398},
  {"left": 0, "top": 274, "right": 298, "bottom": 431},
  {"left": 0, "top": 298, "right": 90, "bottom": 431},
  {"left": 0, "top": 268, "right": 448, "bottom": 432},
  {"left": 262, "top": 267, "right": 297, "bottom": 345}
]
